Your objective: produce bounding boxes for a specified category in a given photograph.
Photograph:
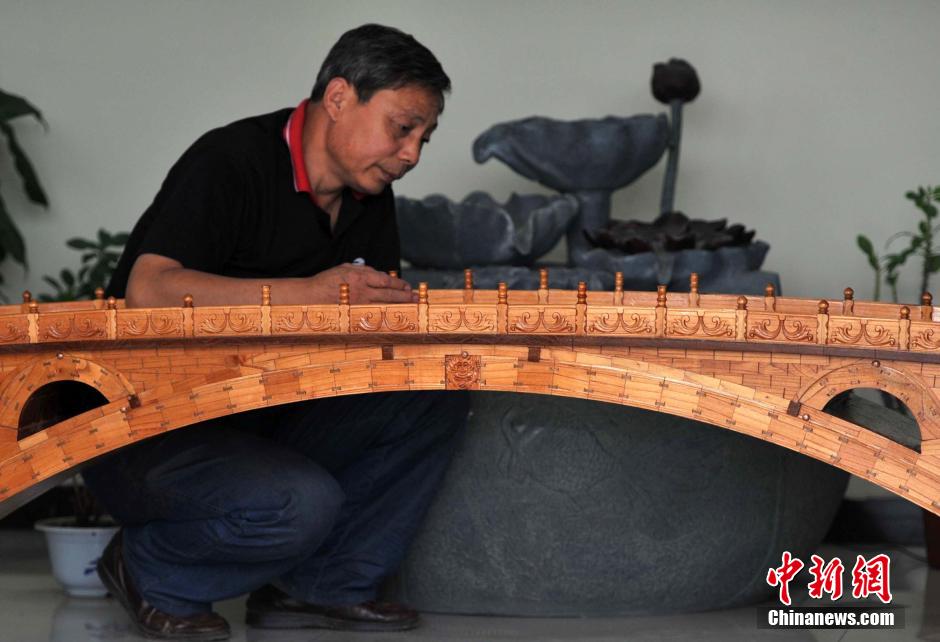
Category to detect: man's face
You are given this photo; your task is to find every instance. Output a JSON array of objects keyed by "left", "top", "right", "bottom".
[{"left": 326, "top": 83, "right": 440, "bottom": 194}]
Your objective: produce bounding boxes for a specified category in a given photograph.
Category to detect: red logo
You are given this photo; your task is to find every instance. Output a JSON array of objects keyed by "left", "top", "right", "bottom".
[
  {"left": 766, "top": 551, "right": 804, "bottom": 606},
  {"left": 767, "top": 552, "right": 892, "bottom": 605}
]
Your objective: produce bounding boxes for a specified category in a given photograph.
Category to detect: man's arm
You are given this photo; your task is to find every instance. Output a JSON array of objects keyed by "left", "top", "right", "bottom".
[{"left": 125, "top": 253, "right": 416, "bottom": 308}]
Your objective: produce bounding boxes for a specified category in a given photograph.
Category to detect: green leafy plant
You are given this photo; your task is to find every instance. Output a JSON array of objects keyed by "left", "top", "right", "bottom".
[
  {"left": 39, "top": 229, "right": 128, "bottom": 302},
  {"left": 0, "top": 88, "right": 48, "bottom": 295},
  {"left": 857, "top": 185, "right": 940, "bottom": 302}
]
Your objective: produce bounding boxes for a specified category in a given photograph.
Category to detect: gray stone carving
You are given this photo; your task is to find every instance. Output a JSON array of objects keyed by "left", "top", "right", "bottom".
[
  {"left": 472, "top": 115, "right": 670, "bottom": 192},
  {"left": 473, "top": 115, "right": 670, "bottom": 265},
  {"left": 396, "top": 192, "right": 578, "bottom": 268}
]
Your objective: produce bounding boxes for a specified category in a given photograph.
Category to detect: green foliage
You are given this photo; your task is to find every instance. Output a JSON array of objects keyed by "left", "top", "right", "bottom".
[
  {"left": 857, "top": 185, "right": 940, "bottom": 302},
  {"left": 0, "top": 88, "right": 48, "bottom": 294},
  {"left": 39, "top": 229, "right": 128, "bottom": 302}
]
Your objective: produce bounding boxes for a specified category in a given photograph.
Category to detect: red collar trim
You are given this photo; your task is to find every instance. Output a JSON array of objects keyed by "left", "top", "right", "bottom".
[
  {"left": 283, "top": 99, "right": 365, "bottom": 202},
  {"left": 284, "top": 100, "right": 312, "bottom": 194}
]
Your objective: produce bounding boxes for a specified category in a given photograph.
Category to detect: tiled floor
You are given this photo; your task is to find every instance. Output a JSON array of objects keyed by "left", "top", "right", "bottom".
[{"left": 2, "top": 530, "right": 937, "bottom": 641}]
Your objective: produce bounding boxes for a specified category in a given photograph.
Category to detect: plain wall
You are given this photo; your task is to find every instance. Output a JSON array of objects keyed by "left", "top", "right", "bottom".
[{"left": 2, "top": 0, "right": 939, "bottom": 498}]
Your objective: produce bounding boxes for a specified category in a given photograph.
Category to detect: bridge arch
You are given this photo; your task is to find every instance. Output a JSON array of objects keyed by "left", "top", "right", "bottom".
[
  {"left": 5, "top": 349, "right": 938, "bottom": 517},
  {"left": 796, "top": 360, "right": 940, "bottom": 443},
  {"left": 0, "top": 353, "right": 136, "bottom": 441}
]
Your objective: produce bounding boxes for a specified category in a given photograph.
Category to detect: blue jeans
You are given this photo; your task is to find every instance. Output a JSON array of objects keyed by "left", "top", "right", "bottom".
[{"left": 83, "top": 390, "right": 469, "bottom": 616}]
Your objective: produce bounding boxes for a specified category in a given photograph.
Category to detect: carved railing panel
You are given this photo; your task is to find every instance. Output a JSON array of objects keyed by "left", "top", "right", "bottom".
[
  {"left": 428, "top": 305, "right": 497, "bottom": 333},
  {"left": 38, "top": 310, "right": 108, "bottom": 343},
  {"left": 508, "top": 306, "right": 577, "bottom": 334},
  {"left": 116, "top": 309, "right": 185, "bottom": 339},
  {"left": 828, "top": 316, "right": 900, "bottom": 348},
  {"left": 747, "top": 312, "right": 818, "bottom": 344},
  {"left": 350, "top": 305, "right": 419, "bottom": 333},
  {"left": 193, "top": 306, "right": 263, "bottom": 337},
  {"left": 585, "top": 306, "right": 655, "bottom": 336},
  {"left": 666, "top": 308, "right": 736, "bottom": 340},
  {"left": 911, "top": 321, "right": 940, "bottom": 351},
  {"left": 271, "top": 306, "right": 341, "bottom": 334},
  {"left": 0, "top": 315, "right": 29, "bottom": 345}
]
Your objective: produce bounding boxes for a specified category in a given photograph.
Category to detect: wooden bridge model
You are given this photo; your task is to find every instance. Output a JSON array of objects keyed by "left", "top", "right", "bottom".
[{"left": 2, "top": 269, "right": 940, "bottom": 517}]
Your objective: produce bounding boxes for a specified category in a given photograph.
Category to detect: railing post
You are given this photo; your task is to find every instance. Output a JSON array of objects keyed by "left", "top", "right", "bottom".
[
  {"left": 655, "top": 285, "right": 667, "bottom": 337},
  {"left": 899, "top": 306, "right": 911, "bottom": 351},
  {"left": 689, "top": 273, "right": 700, "bottom": 307},
  {"left": 843, "top": 287, "right": 854, "bottom": 316},
  {"left": 538, "top": 268, "right": 549, "bottom": 304},
  {"left": 464, "top": 269, "right": 474, "bottom": 303},
  {"left": 736, "top": 296, "right": 748, "bottom": 341},
  {"left": 94, "top": 288, "right": 105, "bottom": 310},
  {"left": 614, "top": 271, "right": 624, "bottom": 306},
  {"left": 497, "top": 282, "right": 508, "bottom": 334},
  {"left": 182, "top": 294, "right": 194, "bottom": 337},
  {"left": 106, "top": 297, "right": 117, "bottom": 339},
  {"left": 764, "top": 283, "right": 776, "bottom": 312},
  {"left": 576, "top": 281, "right": 587, "bottom": 335},
  {"left": 261, "top": 285, "right": 272, "bottom": 335},
  {"left": 922, "top": 292, "right": 934, "bottom": 322},
  {"left": 817, "top": 300, "right": 829, "bottom": 345},
  {"left": 21, "top": 290, "right": 31, "bottom": 314},
  {"left": 418, "top": 282, "right": 428, "bottom": 333},
  {"left": 339, "top": 284, "right": 350, "bottom": 333},
  {"left": 27, "top": 301, "right": 38, "bottom": 343}
]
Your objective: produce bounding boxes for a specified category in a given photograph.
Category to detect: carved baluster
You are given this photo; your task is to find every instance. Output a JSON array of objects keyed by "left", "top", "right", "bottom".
[
  {"left": 614, "top": 271, "right": 624, "bottom": 306},
  {"left": 497, "top": 282, "right": 508, "bottom": 334},
  {"left": 576, "top": 281, "right": 587, "bottom": 335},
  {"left": 182, "top": 294, "right": 194, "bottom": 337},
  {"left": 899, "top": 306, "right": 911, "bottom": 351},
  {"left": 764, "top": 283, "right": 776, "bottom": 312},
  {"left": 106, "top": 296, "right": 117, "bottom": 339},
  {"left": 339, "top": 283, "right": 350, "bottom": 333},
  {"left": 464, "top": 268, "right": 474, "bottom": 303},
  {"left": 27, "top": 301, "right": 39, "bottom": 343},
  {"left": 736, "top": 296, "right": 748, "bottom": 341},
  {"left": 922, "top": 292, "right": 934, "bottom": 322},
  {"left": 655, "top": 285, "right": 668, "bottom": 337},
  {"left": 817, "top": 300, "right": 830, "bottom": 345},
  {"left": 418, "top": 282, "right": 429, "bottom": 333},
  {"left": 261, "top": 285, "right": 272, "bottom": 335},
  {"left": 843, "top": 287, "right": 854, "bottom": 316},
  {"left": 689, "top": 273, "right": 700, "bottom": 307},
  {"left": 94, "top": 287, "right": 105, "bottom": 310},
  {"left": 21, "top": 290, "right": 32, "bottom": 314}
]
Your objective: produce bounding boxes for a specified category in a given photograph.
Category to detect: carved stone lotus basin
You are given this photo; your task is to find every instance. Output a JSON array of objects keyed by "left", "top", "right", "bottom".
[
  {"left": 396, "top": 191, "right": 578, "bottom": 269},
  {"left": 472, "top": 114, "right": 669, "bottom": 192}
]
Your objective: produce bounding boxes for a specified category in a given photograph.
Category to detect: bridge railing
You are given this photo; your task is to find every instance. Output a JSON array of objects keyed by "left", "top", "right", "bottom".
[{"left": 0, "top": 272, "right": 936, "bottom": 353}]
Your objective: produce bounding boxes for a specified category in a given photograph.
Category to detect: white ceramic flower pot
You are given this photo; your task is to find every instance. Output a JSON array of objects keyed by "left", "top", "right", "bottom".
[{"left": 35, "top": 517, "right": 119, "bottom": 598}]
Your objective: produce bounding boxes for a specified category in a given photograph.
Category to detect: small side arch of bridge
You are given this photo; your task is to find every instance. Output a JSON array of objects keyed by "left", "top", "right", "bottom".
[{"left": 0, "top": 353, "right": 136, "bottom": 440}]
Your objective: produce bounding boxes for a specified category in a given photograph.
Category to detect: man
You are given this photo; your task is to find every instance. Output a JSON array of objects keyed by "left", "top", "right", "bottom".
[{"left": 83, "top": 24, "right": 468, "bottom": 640}]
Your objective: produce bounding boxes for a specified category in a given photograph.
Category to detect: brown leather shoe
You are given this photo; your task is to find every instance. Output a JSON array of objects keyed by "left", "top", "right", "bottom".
[
  {"left": 246, "top": 584, "right": 420, "bottom": 632},
  {"left": 97, "top": 530, "right": 231, "bottom": 641}
]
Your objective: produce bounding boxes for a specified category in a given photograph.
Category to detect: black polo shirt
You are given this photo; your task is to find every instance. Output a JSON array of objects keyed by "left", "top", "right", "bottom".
[{"left": 106, "top": 102, "right": 401, "bottom": 299}]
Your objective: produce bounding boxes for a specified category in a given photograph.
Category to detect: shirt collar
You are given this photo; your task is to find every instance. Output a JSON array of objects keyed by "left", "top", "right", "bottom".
[{"left": 283, "top": 99, "right": 365, "bottom": 203}]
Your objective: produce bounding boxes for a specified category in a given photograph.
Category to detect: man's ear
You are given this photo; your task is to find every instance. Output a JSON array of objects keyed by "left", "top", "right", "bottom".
[{"left": 322, "top": 77, "right": 357, "bottom": 121}]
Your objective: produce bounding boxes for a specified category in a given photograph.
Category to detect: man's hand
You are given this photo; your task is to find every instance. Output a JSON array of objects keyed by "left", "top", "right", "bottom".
[
  {"left": 125, "top": 254, "right": 417, "bottom": 308},
  {"left": 307, "top": 263, "right": 416, "bottom": 304}
]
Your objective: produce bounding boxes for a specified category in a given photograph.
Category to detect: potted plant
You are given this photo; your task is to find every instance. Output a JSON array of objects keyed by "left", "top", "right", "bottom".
[{"left": 34, "top": 476, "right": 118, "bottom": 597}]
